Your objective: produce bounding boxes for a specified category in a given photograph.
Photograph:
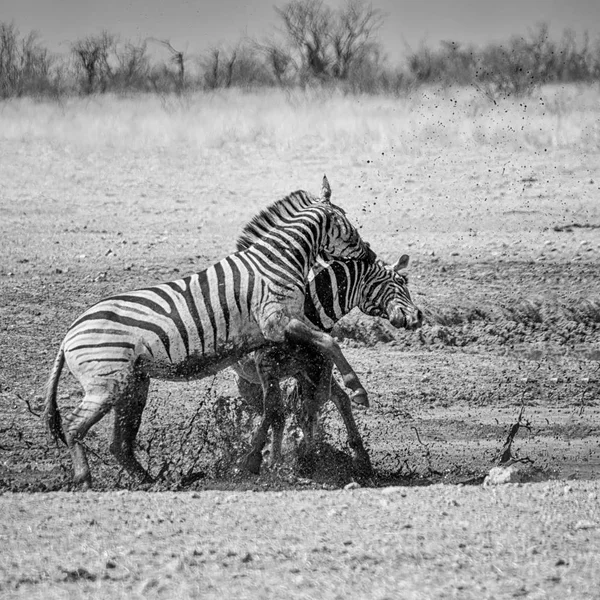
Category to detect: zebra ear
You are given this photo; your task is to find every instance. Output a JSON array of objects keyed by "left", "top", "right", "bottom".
[
  {"left": 320, "top": 175, "right": 332, "bottom": 203},
  {"left": 392, "top": 254, "right": 410, "bottom": 271}
]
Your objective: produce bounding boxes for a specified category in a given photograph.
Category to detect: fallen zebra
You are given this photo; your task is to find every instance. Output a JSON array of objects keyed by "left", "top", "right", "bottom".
[
  {"left": 44, "top": 177, "right": 376, "bottom": 487},
  {"left": 233, "top": 254, "right": 422, "bottom": 477}
]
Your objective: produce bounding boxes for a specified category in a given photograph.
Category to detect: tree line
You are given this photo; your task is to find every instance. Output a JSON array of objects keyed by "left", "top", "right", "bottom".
[{"left": 2, "top": 0, "right": 600, "bottom": 100}]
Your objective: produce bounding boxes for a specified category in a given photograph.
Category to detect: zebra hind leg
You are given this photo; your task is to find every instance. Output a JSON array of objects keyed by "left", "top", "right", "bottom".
[
  {"left": 62, "top": 382, "right": 120, "bottom": 489},
  {"left": 110, "top": 370, "right": 153, "bottom": 485}
]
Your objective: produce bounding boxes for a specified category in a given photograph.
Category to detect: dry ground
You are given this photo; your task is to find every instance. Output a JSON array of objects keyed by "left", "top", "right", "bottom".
[{"left": 0, "top": 86, "right": 599, "bottom": 597}]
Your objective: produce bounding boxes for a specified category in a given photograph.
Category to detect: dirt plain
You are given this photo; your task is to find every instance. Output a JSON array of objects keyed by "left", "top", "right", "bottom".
[{"left": 0, "top": 89, "right": 599, "bottom": 598}]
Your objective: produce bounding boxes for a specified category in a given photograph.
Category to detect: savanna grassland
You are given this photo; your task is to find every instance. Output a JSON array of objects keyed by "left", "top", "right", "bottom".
[{"left": 1, "top": 86, "right": 600, "bottom": 598}]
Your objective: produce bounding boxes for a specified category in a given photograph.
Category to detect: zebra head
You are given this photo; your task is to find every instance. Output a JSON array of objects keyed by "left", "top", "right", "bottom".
[
  {"left": 317, "top": 175, "right": 376, "bottom": 264},
  {"left": 358, "top": 255, "right": 423, "bottom": 330}
]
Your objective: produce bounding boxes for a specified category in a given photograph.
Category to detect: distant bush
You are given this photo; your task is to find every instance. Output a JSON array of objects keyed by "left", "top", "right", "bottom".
[
  {"left": 407, "top": 24, "right": 600, "bottom": 100},
  {"left": 1, "top": 12, "right": 600, "bottom": 99},
  {"left": 0, "top": 22, "right": 65, "bottom": 98}
]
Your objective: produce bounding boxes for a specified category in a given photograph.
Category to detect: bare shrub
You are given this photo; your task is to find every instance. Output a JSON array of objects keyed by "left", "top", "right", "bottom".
[
  {"left": 71, "top": 31, "right": 116, "bottom": 94},
  {"left": 272, "top": 0, "right": 385, "bottom": 88},
  {"left": 275, "top": 0, "right": 333, "bottom": 83},
  {"left": 330, "top": 0, "right": 384, "bottom": 80},
  {"left": 112, "top": 40, "right": 151, "bottom": 92},
  {"left": 254, "top": 39, "right": 294, "bottom": 86},
  {"left": 0, "top": 21, "right": 60, "bottom": 98}
]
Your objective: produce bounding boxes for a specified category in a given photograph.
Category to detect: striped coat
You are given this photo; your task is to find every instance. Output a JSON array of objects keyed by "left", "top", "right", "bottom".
[
  {"left": 44, "top": 178, "right": 375, "bottom": 487},
  {"left": 234, "top": 254, "right": 422, "bottom": 475}
]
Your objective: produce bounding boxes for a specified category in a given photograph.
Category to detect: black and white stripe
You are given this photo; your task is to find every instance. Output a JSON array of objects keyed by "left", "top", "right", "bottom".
[
  {"left": 303, "top": 256, "right": 421, "bottom": 332},
  {"left": 235, "top": 254, "right": 421, "bottom": 390},
  {"left": 44, "top": 180, "right": 375, "bottom": 487},
  {"left": 233, "top": 254, "right": 422, "bottom": 476}
]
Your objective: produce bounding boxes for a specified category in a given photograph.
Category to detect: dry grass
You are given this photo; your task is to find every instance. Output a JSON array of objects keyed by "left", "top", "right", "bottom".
[{"left": 1, "top": 84, "right": 599, "bottom": 152}]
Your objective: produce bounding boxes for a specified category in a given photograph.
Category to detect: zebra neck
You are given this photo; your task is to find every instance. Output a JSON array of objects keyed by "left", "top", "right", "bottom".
[
  {"left": 243, "top": 216, "right": 325, "bottom": 293},
  {"left": 304, "top": 261, "right": 365, "bottom": 330}
]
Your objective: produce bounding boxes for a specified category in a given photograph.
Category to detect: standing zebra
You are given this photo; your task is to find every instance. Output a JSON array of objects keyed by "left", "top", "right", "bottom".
[
  {"left": 233, "top": 255, "right": 422, "bottom": 476},
  {"left": 44, "top": 177, "right": 375, "bottom": 487}
]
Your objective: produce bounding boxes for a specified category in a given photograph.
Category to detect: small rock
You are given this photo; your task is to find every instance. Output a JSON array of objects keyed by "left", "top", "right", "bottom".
[
  {"left": 59, "top": 567, "right": 96, "bottom": 582},
  {"left": 380, "top": 486, "right": 405, "bottom": 495},
  {"left": 344, "top": 481, "right": 361, "bottom": 490},
  {"left": 574, "top": 521, "right": 597, "bottom": 531},
  {"left": 483, "top": 466, "right": 520, "bottom": 486},
  {"left": 134, "top": 528, "right": 152, "bottom": 537},
  {"left": 138, "top": 577, "right": 160, "bottom": 593}
]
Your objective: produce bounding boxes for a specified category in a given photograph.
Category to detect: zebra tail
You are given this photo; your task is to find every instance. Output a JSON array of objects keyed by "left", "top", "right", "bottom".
[{"left": 43, "top": 344, "right": 67, "bottom": 445}]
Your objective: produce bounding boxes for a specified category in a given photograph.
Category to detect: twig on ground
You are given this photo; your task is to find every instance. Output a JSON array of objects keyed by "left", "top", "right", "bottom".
[
  {"left": 495, "top": 400, "right": 533, "bottom": 465},
  {"left": 15, "top": 392, "right": 41, "bottom": 418}
]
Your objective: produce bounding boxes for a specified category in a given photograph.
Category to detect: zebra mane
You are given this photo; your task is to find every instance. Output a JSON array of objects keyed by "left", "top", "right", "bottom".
[{"left": 236, "top": 190, "right": 320, "bottom": 251}]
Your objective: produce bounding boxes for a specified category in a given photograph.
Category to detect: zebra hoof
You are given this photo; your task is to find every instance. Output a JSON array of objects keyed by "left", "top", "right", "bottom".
[
  {"left": 73, "top": 471, "right": 93, "bottom": 490},
  {"left": 241, "top": 451, "right": 263, "bottom": 474},
  {"left": 353, "top": 454, "right": 374, "bottom": 479},
  {"left": 350, "top": 389, "right": 369, "bottom": 408}
]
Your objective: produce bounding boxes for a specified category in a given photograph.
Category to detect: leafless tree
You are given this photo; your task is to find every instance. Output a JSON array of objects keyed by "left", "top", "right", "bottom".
[
  {"left": 224, "top": 47, "right": 237, "bottom": 87},
  {"left": 275, "top": 0, "right": 332, "bottom": 80},
  {"left": 202, "top": 45, "right": 242, "bottom": 89},
  {"left": 114, "top": 40, "right": 150, "bottom": 91},
  {"left": 331, "top": 0, "right": 384, "bottom": 80},
  {"left": 253, "top": 38, "right": 293, "bottom": 86},
  {"left": 203, "top": 47, "right": 220, "bottom": 89},
  {"left": 158, "top": 39, "right": 185, "bottom": 91},
  {"left": 0, "top": 22, "right": 55, "bottom": 97},
  {"left": 72, "top": 31, "right": 115, "bottom": 93}
]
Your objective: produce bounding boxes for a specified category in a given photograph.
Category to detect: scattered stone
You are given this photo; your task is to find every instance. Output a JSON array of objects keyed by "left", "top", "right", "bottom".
[
  {"left": 134, "top": 528, "right": 152, "bottom": 537},
  {"left": 483, "top": 466, "right": 521, "bottom": 486},
  {"left": 574, "top": 521, "right": 597, "bottom": 531},
  {"left": 59, "top": 567, "right": 97, "bottom": 582},
  {"left": 380, "top": 486, "right": 405, "bottom": 495}
]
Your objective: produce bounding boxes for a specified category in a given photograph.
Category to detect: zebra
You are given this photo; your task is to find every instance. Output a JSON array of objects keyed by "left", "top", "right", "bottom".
[
  {"left": 44, "top": 176, "right": 376, "bottom": 488},
  {"left": 233, "top": 254, "right": 422, "bottom": 477}
]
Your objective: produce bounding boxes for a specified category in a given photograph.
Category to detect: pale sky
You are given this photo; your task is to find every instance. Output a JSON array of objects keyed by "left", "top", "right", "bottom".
[{"left": 3, "top": 0, "right": 600, "bottom": 64}]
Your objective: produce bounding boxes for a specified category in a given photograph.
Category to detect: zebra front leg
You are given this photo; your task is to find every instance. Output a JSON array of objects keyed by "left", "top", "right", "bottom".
[
  {"left": 110, "top": 371, "right": 153, "bottom": 485},
  {"left": 285, "top": 318, "right": 369, "bottom": 407},
  {"left": 294, "top": 355, "right": 331, "bottom": 474},
  {"left": 236, "top": 374, "right": 284, "bottom": 468},
  {"left": 236, "top": 375, "right": 265, "bottom": 415},
  {"left": 241, "top": 358, "right": 285, "bottom": 474},
  {"left": 330, "top": 379, "right": 373, "bottom": 478}
]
